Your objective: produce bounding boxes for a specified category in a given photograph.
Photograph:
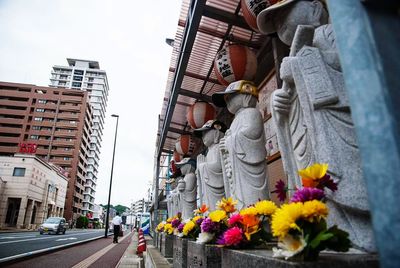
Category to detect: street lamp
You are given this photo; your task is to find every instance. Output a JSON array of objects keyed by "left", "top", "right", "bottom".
[{"left": 104, "top": 114, "right": 119, "bottom": 238}]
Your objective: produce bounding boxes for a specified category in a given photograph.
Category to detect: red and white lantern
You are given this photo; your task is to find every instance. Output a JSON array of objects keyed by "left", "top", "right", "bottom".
[
  {"left": 175, "top": 135, "right": 196, "bottom": 157},
  {"left": 173, "top": 150, "right": 182, "bottom": 162},
  {"left": 213, "top": 44, "right": 257, "bottom": 86},
  {"left": 186, "top": 101, "right": 216, "bottom": 130},
  {"left": 241, "top": 0, "right": 273, "bottom": 32}
]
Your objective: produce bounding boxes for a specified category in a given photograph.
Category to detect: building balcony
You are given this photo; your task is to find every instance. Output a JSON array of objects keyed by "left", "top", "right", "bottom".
[
  {"left": 57, "top": 113, "right": 80, "bottom": 120},
  {"left": 0, "top": 99, "right": 28, "bottom": 108},
  {"left": 59, "top": 104, "right": 81, "bottom": 112},
  {"left": 52, "top": 140, "right": 75, "bottom": 147},
  {"left": 0, "top": 117, "right": 24, "bottom": 125},
  {"left": 0, "top": 126, "right": 23, "bottom": 134},
  {"left": 0, "top": 108, "right": 25, "bottom": 116}
]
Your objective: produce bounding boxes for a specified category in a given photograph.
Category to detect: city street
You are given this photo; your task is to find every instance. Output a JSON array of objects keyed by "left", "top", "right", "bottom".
[{"left": 0, "top": 229, "right": 107, "bottom": 263}]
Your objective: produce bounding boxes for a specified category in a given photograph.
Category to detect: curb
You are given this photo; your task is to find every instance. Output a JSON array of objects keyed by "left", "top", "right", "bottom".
[{"left": 0, "top": 233, "right": 113, "bottom": 264}]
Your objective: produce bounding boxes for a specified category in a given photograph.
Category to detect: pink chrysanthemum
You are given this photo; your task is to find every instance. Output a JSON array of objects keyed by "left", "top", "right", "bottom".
[
  {"left": 228, "top": 213, "right": 243, "bottom": 227},
  {"left": 223, "top": 227, "right": 243, "bottom": 246}
]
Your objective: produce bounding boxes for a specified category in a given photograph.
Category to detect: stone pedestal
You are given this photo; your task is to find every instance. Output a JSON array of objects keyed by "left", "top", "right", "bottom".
[
  {"left": 160, "top": 233, "right": 174, "bottom": 258},
  {"left": 221, "top": 249, "right": 379, "bottom": 268},
  {"left": 174, "top": 237, "right": 190, "bottom": 268},
  {"left": 187, "top": 241, "right": 222, "bottom": 268}
]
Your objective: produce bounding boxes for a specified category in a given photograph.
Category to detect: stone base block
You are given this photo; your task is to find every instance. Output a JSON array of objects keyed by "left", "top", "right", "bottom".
[
  {"left": 187, "top": 241, "right": 222, "bottom": 268},
  {"left": 174, "top": 237, "right": 190, "bottom": 268},
  {"left": 221, "top": 249, "right": 379, "bottom": 268},
  {"left": 161, "top": 233, "right": 174, "bottom": 258}
]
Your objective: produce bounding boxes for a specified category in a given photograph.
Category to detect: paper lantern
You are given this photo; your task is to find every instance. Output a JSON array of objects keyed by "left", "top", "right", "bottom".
[
  {"left": 186, "top": 101, "right": 216, "bottom": 129},
  {"left": 173, "top": 150, "right": 182, "bottom": 162},
  {"left": 175, "top": 135, "right": 196, "bottom": 157},
  {"left": 213, "top": 44, "right": 257, "bottom": 86},
  {"left": 241, "top": 0, "right": 274, "bottom": 32}
]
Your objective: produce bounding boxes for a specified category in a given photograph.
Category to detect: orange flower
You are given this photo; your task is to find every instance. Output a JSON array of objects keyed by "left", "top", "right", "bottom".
[
  {"left": 241, "top": 214, "right": 260, "bottom": 240},
  {"left": 194, "top": 204, "right": 209, "bottom": 215}
]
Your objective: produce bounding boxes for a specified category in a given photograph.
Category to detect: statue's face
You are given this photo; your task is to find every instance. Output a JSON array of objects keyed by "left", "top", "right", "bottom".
[
  {"left": 202, "top": 130, "right": 215, "bottom": 147},
  {"left": 272, "top": 1, "right": 327, "bottom": 45},
  {"left": 180, "top": 164, "right": 192, "bottom": 175},
  {"left": 225, "top": 93, "right": 244, "bottom": 114}
]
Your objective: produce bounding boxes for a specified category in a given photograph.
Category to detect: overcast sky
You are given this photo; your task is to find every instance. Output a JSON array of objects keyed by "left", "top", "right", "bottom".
[{"left": 0, "top": 0, "right": 182, "bottom": 207}]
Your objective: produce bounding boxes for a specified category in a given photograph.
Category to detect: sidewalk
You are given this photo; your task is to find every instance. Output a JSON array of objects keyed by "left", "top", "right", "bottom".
[{"left": 115, "top": 230, "right": 144, "bottom": 268}]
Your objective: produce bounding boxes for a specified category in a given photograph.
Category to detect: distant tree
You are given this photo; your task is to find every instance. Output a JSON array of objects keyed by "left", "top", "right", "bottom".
[
  {"left": 100, "top": 204, "right": 128, "bottom": 215},
  {"left": 76, "top": 216, "right": 89, "bottom": 228}
]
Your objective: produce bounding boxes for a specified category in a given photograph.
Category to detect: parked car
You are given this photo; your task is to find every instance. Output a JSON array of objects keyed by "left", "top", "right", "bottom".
[{"left": 39, "top": 217, "right": 67, "bottom": 235}]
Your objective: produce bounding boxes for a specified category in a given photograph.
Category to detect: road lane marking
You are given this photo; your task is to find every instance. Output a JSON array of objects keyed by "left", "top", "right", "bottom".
[
  {"left": 0, "top": 231, "right": 103, "bottom": 245},
  {"left": 0, "top": 234, "right": 107, "bottom": 263},
  {"left": 71, "top": 233, "right": 131, "bottom": 268},
  {"left": 56, "top": 237, "right": 78, "bottom": 241}
]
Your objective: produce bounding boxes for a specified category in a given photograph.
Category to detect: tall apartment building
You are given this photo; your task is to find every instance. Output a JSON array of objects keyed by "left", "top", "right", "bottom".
[
  {"left": 0, "top": 81, "right": 92, "bottom": 221},
  {"left": 49, "top": 59, "right": 109, "bottom": 216}
]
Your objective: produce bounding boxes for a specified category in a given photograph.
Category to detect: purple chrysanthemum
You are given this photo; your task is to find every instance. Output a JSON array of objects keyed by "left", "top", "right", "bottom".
[
  {"left": 319, "top": 174, "right": 338, "bottom": 192},
  {"left": 290, "top": 187, "right": 325, "bottom": 203},
  {"left": 195, "top": 217, "right": 204, "bottom": 226},
  {"left": 201, "top": 218, "right": 219, "bottom": 233},
  {"left": 178, "top": 223, "right": 185, "bottom": 232},
  {"left": 171, "top": 218, "right": 181, "bottom": 228},
  {"left": 216, "top": 234, "right": 226, "bottom": 245},
  {"left": 271, "top": 179, "right": 287, "bottom": 202}
]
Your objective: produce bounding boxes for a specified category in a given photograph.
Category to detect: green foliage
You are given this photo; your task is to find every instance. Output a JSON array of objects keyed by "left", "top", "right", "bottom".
[
  {"left": 100, "top": 204, "right": 129, "bottom": 215},
  {"left": 76, "top": 215, "right": 89, "bottom": 228}
]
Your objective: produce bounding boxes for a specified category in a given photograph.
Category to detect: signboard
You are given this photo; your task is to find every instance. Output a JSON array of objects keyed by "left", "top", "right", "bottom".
[{"left": 19, "top": 143, "right": 37, "bottom": 154}]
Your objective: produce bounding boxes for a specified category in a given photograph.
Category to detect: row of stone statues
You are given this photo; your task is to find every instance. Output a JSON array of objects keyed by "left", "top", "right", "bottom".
[{"left": 167, "top": 0, "right": 374, "bottom": 252}]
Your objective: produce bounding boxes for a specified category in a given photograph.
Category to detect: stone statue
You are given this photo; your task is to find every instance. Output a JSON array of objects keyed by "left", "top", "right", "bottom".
[
  {"left": 194, "top": 120, "right": 227, "bottom": 211},
  {"left": 176, "top": 158, "right": 197, "bottom": 220},
  {"left": 257, "top": 0, "right": 374, "bottom": 251},
  {"left": 212, "top": 80, "right": 269, "bottom": 210},
  {"left": 167, "top": 185, "right": 181, "bottom": 218}
]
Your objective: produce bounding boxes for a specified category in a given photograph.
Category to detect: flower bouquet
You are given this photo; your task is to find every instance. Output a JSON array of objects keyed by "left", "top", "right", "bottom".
[
  {"left": 271, "top": 163, "right": 351, "bottom": 261},
  {"left": 175, "top": 206, "right": 207, "bottom": 239}
]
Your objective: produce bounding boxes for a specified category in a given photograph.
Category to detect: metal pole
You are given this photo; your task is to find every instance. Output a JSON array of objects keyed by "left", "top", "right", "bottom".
[{"left": 104, "top": 114, "right": 119, "bottom": 238}]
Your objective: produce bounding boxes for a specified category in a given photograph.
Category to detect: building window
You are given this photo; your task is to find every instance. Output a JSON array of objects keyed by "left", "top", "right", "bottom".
[
  {"left": 30, "top": 135, "right": 39, "bottom": 139},
  {"left": 38, "top": 99, "right": 47, "bottom": 104},
  {"left": 34, "top": 117, "right": 43, "bottom": 121},
  {"left": 74, "top": 70, "right": 84, "bottom": 75},
  {"left": 36, "top": 108, "right": 45, "bottom": 112},
  {"left": 73, "top": 76, "right": 83, "bottom": 81},
  {"left": 63, "top": 157, "right": 70, "bottom": 161},
  {"left": 13, "top": 167, "right": 26, "bottom": 177},
  {"left": 72, "top": 82, "right": 82, "bottom": 88},
  {"left": 70, "top": 120, "right": 76, "bottom": 124},
  {"left": 32, "top": 126, "right": 41, "bottom": 130}
]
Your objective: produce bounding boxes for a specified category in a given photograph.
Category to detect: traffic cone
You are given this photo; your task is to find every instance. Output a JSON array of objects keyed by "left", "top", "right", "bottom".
[{"left": 136, "top": 228, "right": 146, "bottom": 255}]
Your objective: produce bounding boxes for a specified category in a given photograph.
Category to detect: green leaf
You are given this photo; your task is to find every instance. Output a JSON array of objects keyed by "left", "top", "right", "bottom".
[{"left": 309, "top": 231, "right": 334, "bottom": 249}]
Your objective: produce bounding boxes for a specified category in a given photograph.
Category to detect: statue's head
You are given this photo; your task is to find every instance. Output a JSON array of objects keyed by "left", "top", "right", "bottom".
[
  {"left": 176, "top": 157, "right": 196, "bottom": 174},
  {"left": 194, "top": 119, "right": 227, "bottom": 147},
  {"left": 257, "top": 0, "right": 329, "bottom": 45},
  {"left": 212, "top": 80, "right": 258, "bottom": 114}
]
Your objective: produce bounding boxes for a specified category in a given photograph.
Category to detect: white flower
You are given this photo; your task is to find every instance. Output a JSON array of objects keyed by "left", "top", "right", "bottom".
[
  {"left": 272, "top": 234, "right": 306, "bottom": 260},
  {"left": 196, "top": 232, "right": 214, "bottom": 244}
]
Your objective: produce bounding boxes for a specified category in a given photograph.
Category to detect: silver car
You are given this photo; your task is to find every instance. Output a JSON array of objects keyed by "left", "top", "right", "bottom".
[{"left": 39, "top": 217, "right": 67, "bottom": 235}]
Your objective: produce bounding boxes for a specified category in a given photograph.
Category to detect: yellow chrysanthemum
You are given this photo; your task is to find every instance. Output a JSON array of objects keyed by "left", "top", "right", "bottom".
[
  {"left": 240, "top": 206, "right": 258, "bottom": 216},
  {"left": 156, "top": 222, "right": 165, "bottom": 232},
  {"left": 271, "top": 203, "right": 303, "bottom": 239},
  {"left": 164, "top": 223, "right": 174, "bottom": 234},
  {"left": 216, "top": 197, "right": 238, "bottom": 213},
  {"left": 208, "top": 210, "right": 227, "bottom": 222},
  {"left": 302, "top": 200, "right": 328, "bottom": 222},
  {"left": 166, "top": 217, "right": 173, "bottom": 223},
  {"left": 298, "top": 163, "right": 328, "bottom": 180},
  {"left": 254, "top": 200, "right": 278, "bottom": 216},
  {"left": 183, "top": 220, "right": 196, "bottom": 236},
  {"left": 192, "top": 215, "right": 202, "bottom": 223}
]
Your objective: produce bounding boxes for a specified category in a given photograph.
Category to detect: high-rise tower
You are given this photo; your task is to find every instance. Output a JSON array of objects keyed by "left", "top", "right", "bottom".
[{"left": 50, "top": 59, "right": 109, "bottom": 216}]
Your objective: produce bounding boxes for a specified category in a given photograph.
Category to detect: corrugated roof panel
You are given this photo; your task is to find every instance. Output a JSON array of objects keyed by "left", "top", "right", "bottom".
[{"left": 158, "top": 0, "right": 267, "bottom": 153}]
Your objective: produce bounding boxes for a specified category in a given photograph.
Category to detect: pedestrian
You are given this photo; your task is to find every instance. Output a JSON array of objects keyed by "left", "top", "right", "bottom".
[{"left": 112, "top": 212, "right": 122, "bottom": 243}]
